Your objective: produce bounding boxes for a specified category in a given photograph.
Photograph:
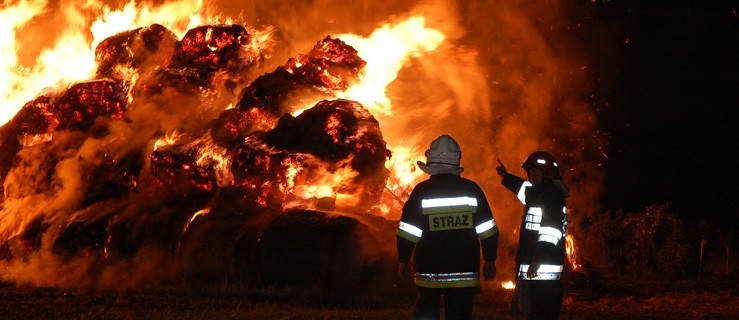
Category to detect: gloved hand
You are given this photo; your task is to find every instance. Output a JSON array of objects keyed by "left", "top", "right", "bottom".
[
  {"left": 496, "top": 159, "right": 507, "bottom": 178},
  {"left": 527, "top": 261, "right": 540, "bottom": 279},
  {"left": 483, "top": 261, "right": 496, "bottom": 280}
]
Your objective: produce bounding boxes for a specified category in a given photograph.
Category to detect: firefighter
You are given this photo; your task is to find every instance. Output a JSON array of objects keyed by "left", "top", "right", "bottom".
[
  {"left": 496, "top": 151, "right": 569, "bottom": 320},
  {"left": 397, "top": 134, "right": 499, "bottom": 320}
]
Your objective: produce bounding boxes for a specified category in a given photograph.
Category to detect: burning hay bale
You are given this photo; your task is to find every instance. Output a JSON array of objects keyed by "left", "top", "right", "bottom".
[
  {"left": 8, "top": 96, "right": 57, "bottom": 138},
  {"left": 209, "top": 107, "right": 274, "bottom": 147},
  {"left": 149, "top": 146, "right": 219, "bottom": 199},
  {"left": 0, "top": 125, "right": 20, "bottom": 200},
  {"left": 265, "top": 99, "right": 391, "bottom": 208},
  {"left": 2, "top": 133, "right": 83, "bottom": 200},
  {"left": 0, "top": 19, "right": 396, "bottom": 290},
  {"left": 53, "top": 80, "right": 127, "bottom": 132},
  {"left": 51, "top": 210, "right": 114, "bottom": 259},
  {"left": 236, "top": 36, "right": 366, "bottom": 116},
  {"left": 7, "top": 80, "right": 126, "bottom": 137},
  {"left": 210, "top": 36, "right": 367, "bottom": 147},
  {"left": 268, "top": 99, "right": 387, "bottom": 163},
  {"left": 0, "top": 81, "right": 123, "bottom": 200},
  {"left": 147, "top": 131, "right": 234, "bottom": 206},
  {"left": 255, "top": 209, "right": 395, "bottom": 292},
  {"left": 176, "top": 205, "right": 270, "bottom": 286},
  {"left": 0, "top": 79, "right": 127, "bottom": 199},
  {"left": 226, "top": 98, "right": 391, "bottom": 213},
  {"left": 230, "top": 136, "right": 300, "bottom": 210},
  {"left": 170, "top": 24, "right": 259, "bottom": 81},
  {"left": 83, "top": 153, "right": 140, "bottom": 206},
  {"left": 94, "top": 24, "right": 179, "bottom": 81},
  {"left": 138, "top": 24, "right": 263, "bottom": 95}
]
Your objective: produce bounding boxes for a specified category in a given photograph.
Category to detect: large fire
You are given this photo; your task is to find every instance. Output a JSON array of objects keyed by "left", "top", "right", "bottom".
[{"left": 0, "top": 0, "right": 605, "bottom": 288}]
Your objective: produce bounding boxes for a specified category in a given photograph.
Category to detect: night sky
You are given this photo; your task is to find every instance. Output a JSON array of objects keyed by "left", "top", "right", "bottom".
[{"left": 577, "top": 2, "right": 739, "bottom": 227}]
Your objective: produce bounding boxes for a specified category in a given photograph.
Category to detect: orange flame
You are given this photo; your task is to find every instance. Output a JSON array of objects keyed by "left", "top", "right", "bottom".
[
  {"left": 284, "top": 164, "right": 359, "bottom": 209},
  {"left": 153, "top": 130, "right": 183, "bottom": 151},
  {"left": 20, "top": 133, "right": 53, "bottom": 148},
  {"left": 337, "top": 16, "right": 445, "bottom": 115},
  {"left": 280, "top": 157, "right": 304, "bottom": 195},
  {"left": 1, "top": 0, "right": 95, "bottom": 124},
  {"left": 379, "top": 145, "right": 424, "bottom": 218},
  {"left": 566, "top": 234, "right": 582, "bottom": 271},
  {"left": 1, "top": 1, "right": 441, "bottom": 217},
  {"left": 274, "top": 17, "right": 445, "bottom": 215},
  {"left": 331, "top": 17, "right": 444, "bottom": 214},
  {"left": 0, "top": 0, "right": 218, "bottom": 127}
]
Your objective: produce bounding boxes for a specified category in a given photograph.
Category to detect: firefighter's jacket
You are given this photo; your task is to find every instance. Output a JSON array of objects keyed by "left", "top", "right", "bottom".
[
  {"left": 397, "top": 173, "right": 499, "bottom": 289},
  {"left": 502, "top": 173, "right": 568, "bottom": 281}
]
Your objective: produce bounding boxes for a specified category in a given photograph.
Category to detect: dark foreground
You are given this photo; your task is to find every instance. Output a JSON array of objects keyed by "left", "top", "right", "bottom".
[{"left": 1, "top": 280, "right": 737, "bottom": 320}]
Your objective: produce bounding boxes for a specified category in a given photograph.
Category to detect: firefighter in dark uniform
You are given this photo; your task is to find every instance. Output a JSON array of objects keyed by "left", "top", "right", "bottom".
[
  {"left": 496, "top": 151, "right": 569, "bottom": 320},
  {"left": 397, "top": 134, "right": 499, "bottom": 320}
]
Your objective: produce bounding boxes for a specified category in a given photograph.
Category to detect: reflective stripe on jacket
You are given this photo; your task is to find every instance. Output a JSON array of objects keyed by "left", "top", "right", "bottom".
[
  {"left": 502, "top": 174, "right": 568, "bottom": 282},
  {"left": 397, "top": 173, "right": 498, "bottom": 289}
]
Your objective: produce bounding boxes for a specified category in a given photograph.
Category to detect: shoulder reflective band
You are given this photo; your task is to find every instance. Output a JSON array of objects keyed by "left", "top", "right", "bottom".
[
  {"left": 524, "top": 207, "right": 542, "bottom": 231},
  {"left": 518, "top": 264, "right": 563, "bottom": 280},
  {"left": 475, "top": 219, "right": 498, "bottom": 239},
  {"left": 538, "top": 226, "right": 563, "bottom": 245},
  {"left": 517, "top": 181, "right": 533, "bottom": 205},
  {"left": 421, "top": 196, "right": 478, "bottom": 215},
  {"left": 397, "top": 221, "right": 423, "bottom": 243},
  {"left": 414, "top": 272, "right": 480, "bottom": 288}
]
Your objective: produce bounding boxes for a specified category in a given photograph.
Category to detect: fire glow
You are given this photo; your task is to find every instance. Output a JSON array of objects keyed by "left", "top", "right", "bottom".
[
  {"left": 1, "top": 0, "right": 213, "bottom": 126},
  {"left": 0, "top": 0, "right": 435, "bottom": 215},
  {"left": 0, "top": 0, "right": 449, "bottom": 287}
]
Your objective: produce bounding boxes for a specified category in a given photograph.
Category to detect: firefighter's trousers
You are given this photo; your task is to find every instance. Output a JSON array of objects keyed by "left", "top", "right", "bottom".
[
  {"left": 414, "top": 287, "right": 475, "bottom": 320},
  {"left": 527, "top": 280, "right": 563, "bottom": 320}
]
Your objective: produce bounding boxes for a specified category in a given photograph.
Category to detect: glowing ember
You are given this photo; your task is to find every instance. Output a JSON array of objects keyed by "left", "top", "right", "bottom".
[
  {"left": 182, "top": 207, "right": 211, "bottom": 233},
  {"left": 501, "top": 280, "right": 515, "bottom": 290}
]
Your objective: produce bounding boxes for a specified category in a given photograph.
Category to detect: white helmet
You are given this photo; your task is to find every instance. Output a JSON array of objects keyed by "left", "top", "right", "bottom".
[
  {"left": 417, "top": 134, "right": 464, "bottom": 175},
  {"left": 426, "top": 134, "right": 461, "bottom": 166}
]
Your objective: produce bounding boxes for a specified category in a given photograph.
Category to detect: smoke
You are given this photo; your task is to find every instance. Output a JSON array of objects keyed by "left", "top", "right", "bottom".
[
  {"left": 231, "top": 0, "right": 606, "bottom": 280},
  {"left": 0, "top": 0, "right": 606, "bottom": 288},
  {"left": 450, "top": 1, "right": 606, "bottom": 277},
  {"left": 331, "top": 0, "right": 605, "bottom": 279}
]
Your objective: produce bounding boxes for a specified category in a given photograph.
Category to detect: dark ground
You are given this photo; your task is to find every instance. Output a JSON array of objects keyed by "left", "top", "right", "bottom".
[{"left": 1, "top": 279, "right": 737, "bottom": 319}]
